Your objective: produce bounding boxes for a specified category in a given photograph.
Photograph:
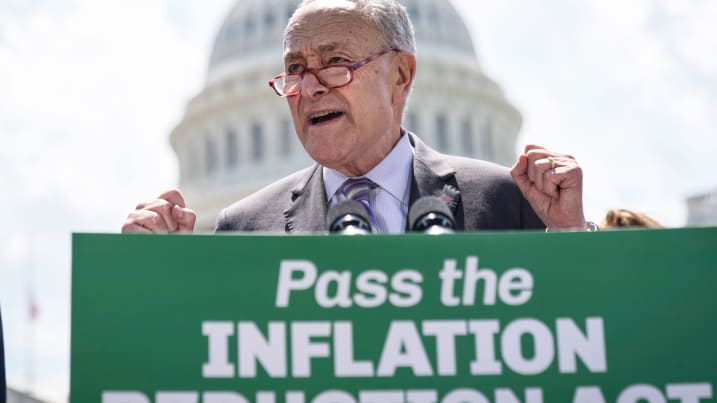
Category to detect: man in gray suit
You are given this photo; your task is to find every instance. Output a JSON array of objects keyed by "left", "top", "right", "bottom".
[{"left": 123, "top": 0, "right": 592, "bottom": 234}]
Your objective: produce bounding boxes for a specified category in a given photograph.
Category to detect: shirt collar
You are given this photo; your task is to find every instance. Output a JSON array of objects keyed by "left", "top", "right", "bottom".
[{"left": 324, "top": 130, "right": 414, "bottom": 204}]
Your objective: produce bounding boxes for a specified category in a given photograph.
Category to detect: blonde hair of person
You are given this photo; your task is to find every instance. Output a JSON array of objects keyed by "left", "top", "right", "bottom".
[{"left": 601, "top": 208, "right": 663, "bottom": 229}]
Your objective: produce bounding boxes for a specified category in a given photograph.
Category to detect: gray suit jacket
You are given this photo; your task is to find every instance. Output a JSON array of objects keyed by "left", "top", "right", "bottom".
[{"left": 215, "top": 133, "right": 544, "bottom": 232}]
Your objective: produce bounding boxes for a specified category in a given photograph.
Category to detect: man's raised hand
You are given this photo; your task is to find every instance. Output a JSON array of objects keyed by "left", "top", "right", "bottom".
[
  {"left": 511, "top": 144, "right": 587, "bottom": 230},
  {"left": 121, "top": 189, "right": 196, "bottom": 233}
]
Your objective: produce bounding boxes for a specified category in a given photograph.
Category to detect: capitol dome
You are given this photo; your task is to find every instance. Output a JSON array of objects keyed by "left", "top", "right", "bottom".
[{"left": 170, "top": 0, "right": 523, "bottom": 229}]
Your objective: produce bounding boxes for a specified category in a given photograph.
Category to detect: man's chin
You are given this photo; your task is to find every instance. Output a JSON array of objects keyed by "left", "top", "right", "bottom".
[{"left": 306, "top": 149, "right": 356, "bottom": 174}]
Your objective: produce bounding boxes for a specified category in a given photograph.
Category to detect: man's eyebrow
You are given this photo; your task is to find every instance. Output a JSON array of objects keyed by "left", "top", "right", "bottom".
[
  {"left": 317, "top": 43, "right": 340, "bottom": 53},
  {"left": 284, "top": 52, "right": 303, "bottom": 63},
  {"left": 284, "top": 43, "right": 344, "bottom": 62}
]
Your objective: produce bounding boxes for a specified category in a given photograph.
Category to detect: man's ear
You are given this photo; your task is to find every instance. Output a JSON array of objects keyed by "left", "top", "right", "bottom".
[{"left": 392, "top": 51, "right": 416, "bottom": 105}]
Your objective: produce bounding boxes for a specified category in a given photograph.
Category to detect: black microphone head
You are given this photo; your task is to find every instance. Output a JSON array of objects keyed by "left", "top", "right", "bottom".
[
  {"left": 409, "top": 196, "right": 456, "bottom": 233},
  {"left": 327, "top": 199, "right": 373, "bottom": 234}
]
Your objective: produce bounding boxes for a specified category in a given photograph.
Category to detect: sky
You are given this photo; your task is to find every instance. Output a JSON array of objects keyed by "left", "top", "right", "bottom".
[{"left": 1, "top": 0, "right": 716, "bottom": 401}]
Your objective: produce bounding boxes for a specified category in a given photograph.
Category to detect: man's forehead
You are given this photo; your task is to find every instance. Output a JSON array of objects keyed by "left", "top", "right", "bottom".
[{"left": 283, "top": 3, "right": 382, "bottom": 58}]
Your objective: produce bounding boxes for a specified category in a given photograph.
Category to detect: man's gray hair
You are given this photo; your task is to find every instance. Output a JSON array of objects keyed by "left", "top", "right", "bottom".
[{"left": 286, "top": 0, "right": 416, "bottom": 54}]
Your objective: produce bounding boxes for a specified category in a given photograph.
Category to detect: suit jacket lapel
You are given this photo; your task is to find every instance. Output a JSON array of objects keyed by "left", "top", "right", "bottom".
[
  {"left": 283, "top": 133, "right": 461, "bottom": 233},
  {"left": 283, "top": 164, "right": 329, "bottom": 233},
  {"left": 408, "top": 133, "right": 463, "bottom": 230}
]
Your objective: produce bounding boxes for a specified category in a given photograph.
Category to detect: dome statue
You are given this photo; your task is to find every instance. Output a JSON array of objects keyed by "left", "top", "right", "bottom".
[{"left": 170, "top": 0, "right": 522, "bottom": 229}]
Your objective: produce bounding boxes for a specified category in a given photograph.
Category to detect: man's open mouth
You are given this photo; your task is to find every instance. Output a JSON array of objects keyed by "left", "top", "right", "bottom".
[{"left": 310, "top": 111, "right": 344, "bottom": 125}]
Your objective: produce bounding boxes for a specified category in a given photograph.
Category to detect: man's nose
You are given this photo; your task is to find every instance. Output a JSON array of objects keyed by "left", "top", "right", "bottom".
[{"left": 301, "top": 70, "right": 329, "bottom": 98}]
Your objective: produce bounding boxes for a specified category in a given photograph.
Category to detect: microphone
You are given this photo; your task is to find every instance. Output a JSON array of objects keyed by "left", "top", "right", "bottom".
[
  {"left": 409, "top": 196, "right": 456, "bottom": 234},
  {"left": 327, "top": 200, "right": 374, "bottom": 235}
]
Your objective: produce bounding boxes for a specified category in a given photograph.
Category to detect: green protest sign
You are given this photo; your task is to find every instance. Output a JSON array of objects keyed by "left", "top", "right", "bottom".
[{"left": 71, "top": 228, "right": 717, "bottom": 402}]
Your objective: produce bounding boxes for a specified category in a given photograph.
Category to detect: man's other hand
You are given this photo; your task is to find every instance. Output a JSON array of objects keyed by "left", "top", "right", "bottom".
[
  {"left": 121, "top": 189, "right": 197, "bottom": 233},
  {"left": 511, "top": 144, "right": 587, "bottom": 230}
]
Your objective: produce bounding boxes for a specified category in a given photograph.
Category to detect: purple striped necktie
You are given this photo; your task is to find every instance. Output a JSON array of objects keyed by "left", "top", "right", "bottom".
[{"left": 339, "top": 177, "right": 378, "bottom": 224}]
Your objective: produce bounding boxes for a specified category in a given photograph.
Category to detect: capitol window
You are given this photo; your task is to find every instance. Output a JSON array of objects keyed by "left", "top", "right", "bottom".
[
  {"left": 264, "top": 10, "right": 276, "bottom": 29},
  {"left": 226, "top": 128, "right": 239, "bottom": 168},
  {"left": 481, "top": 119, "right": 494, "bottom": 160},
  {"left": 428, "top": 4, "right": 440, "bottom": 27},
  {"left": 407, "top": 4, "right": 420, "bottom": 22},
  {"left": 205, "top": 136, "right": 219, "bottom": 174},
  {"left": 251, "top": 122, "right": 264, "bottom": 162},
  {"left": 188, "top": 148, "right": 201, "bottom": 180},
  {"left": 279, "top": 119, "right": 293, "bottom": 157},
  {"left": 435, "top": 113, "right": 448, "bottom": 152},
  {"left": 460, "top": 117, "right": 474, "bottom": 155},
  {"left": 245, "top": 13, "right": 256, "bottom": 35}
]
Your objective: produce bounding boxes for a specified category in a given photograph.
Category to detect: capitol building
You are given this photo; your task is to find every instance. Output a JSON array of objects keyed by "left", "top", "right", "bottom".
[{"left": 170, "top": 0, "right": 523, "bottom": 229}]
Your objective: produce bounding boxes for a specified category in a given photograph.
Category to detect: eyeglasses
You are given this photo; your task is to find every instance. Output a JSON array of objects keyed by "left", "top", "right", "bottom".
[{"left": 269, "top": 48, "right": 399, "bottom": 97}]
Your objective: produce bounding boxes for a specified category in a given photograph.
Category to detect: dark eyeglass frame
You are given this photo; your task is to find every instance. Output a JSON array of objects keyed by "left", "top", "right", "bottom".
[{"left": 268, "top": 48, "right": 399, "bottom": 97}]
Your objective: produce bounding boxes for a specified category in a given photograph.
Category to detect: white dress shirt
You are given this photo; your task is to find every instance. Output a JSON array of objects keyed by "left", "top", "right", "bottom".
[{"left": 324, "top": 132, "right": 414, "bottom": 233}]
